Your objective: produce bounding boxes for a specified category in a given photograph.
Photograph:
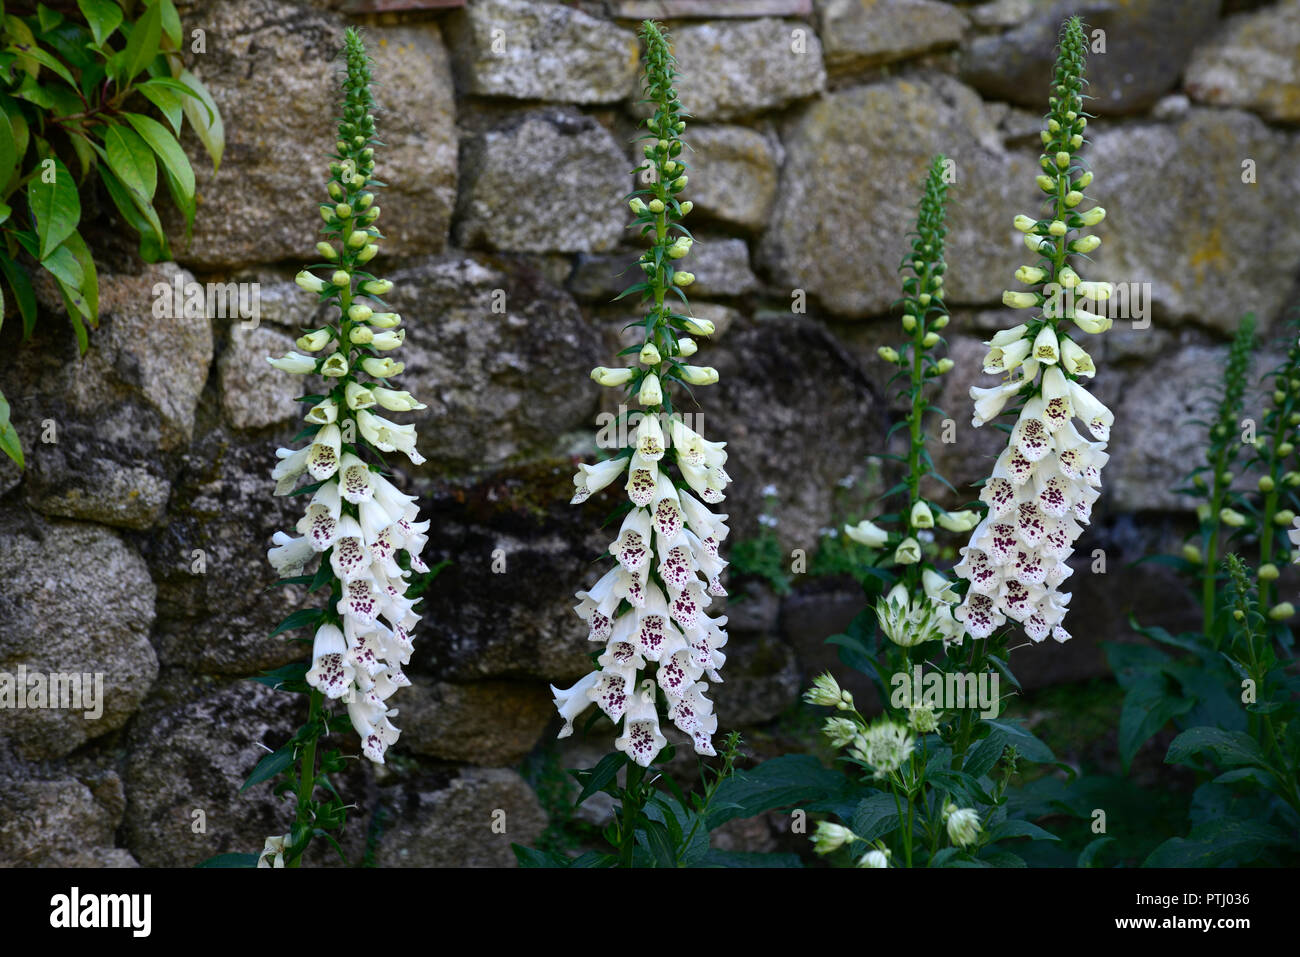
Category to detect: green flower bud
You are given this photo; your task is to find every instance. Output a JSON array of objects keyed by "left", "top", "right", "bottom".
[
  {"left": 1259, "top": 563, "right": 1280, "bottom": 582},
  {"left": 1181, "top": 543, "right": 1202, "bottom": 564},
  {"left": 331, "top": 270, "right": 350, "bottom": 287},
  {"left": 1259, "top": 475, "right": 1276, "bottom": 493},
  {"left": 1274, "top": 509, "right": 1296, "bottom": 526},
  {"left": 673, "top": 271, "right": 695, "bottom": 287},
  {"left": 678, "top": 200, "right": 693, "bottom": 215},
  {"left": 1070, "top": 235, "right": 1101, "bottom": 253},
  {"left": 1080, "top": 206, "right": 1107, "bottom": 226},
  {"left": 315, "top": 241, "right": 338, "bottom": 261},
  {"left": 1269, "top": 602, "right": 1295, "bottom": 621},
  {"left": 335, "top": 203, "right": 352, "bottom": 219},
  {"left": 357, "top": 244, "right": 378, "bottom": 263},
  {"left": 295, "top": 270, "right": 326, "bottom": 293},
  {"left": 648, "top": 198, "right": 665, "bottom": 213},
  {"left": 878, "top": 346, "right": 900, "bottom": 363},
  {"left": 1220, "top": 508, "right": 1247, "bottom": 527},
  {"left": 639, "top": 341, "right": 662, "bottom": 365},
  {"left": 590, "top": 366, "right": 634, "bottom": 387},
  {"left": 680, "top": 365, "right": 718, "bottom": 385}
]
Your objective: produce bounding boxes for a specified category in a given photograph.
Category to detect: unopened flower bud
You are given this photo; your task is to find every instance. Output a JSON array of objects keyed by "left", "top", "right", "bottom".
[{"left": 590, "top": 367, "right": 634, "bottom": 387}]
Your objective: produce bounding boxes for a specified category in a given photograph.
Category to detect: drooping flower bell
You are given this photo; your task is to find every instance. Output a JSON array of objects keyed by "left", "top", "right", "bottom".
[
  {"left": 551, "top": 21, "right": 731, "bottom": 767},
  {"left": 954, "top": 17, "right": 1110, "bottom": 646}
]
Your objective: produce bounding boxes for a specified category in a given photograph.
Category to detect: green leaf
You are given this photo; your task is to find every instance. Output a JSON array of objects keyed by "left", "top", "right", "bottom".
[
  {"left": 1077, "top": 836, "right": 1115, "bottom": 868},
  {"left": 0, "top": 253, "right": 37, "bottom": 338},
  {"left": 269, "top": 608, "right": 326, "bottom": 638},
  {"left": 77, "top": 0, "right": 124, "bottom": 47},
  {"left": 40, "top": 245, "right": 84, "bottom": 290},
  {"left": 1165, "top": 727, "right": 1269, "bottom": 771},
  {"left": 849, "top": 792, "right": 901, "bottom": 844},
  {"left": 572, "top": 751, "right": 626, "bottom": 808},
  {"left": 706, "top": 754, "right": 849, "bottom": 829},
  {"left": 196, "top": 853, "right": 259, "bottom": 868},
  {"left": 124, "top": 112, "right": 195, "bottom": 230},
  {"left": 512, "top": 845, "right": 573, "bottom": 868},
  {"left": 59, "top": 230, "right": 99, "bottom": 325},
  {"left": 103, "top": 122, "right": 157, "bottom": 202},
  {"left": 0, "top": 108, "right": 15, "bottom": 190},
  {"left": 9, "top": 44, "right": 77, "bottom": 89},
  {"left": 980, "top": 719, "right": 1058, "bottom": 765},
  {"left": 985, "top": 819, "right": 1059, "bottom": 843},
  {"left": 1118, "top": 675, "right": 1194, "bottom": 772},
  {"left": 175, "top": 67, "right": 223, "bottom": 171},
  {"left": 1143, "top": 818, "right": 1287, "bottom": 867},
  {"left": 26, "top": 157, "right": 81, "bottom": 259},
  {"left": 241, "top": 744, "right": 294, "bottom": 791},
  {"left": 0, "top": 388, "right": 23, "bottom": 468},
  {"left": 96, "top": 162, "right": 169, "bottom": 261},
  {"left": 136, "top": 79, "right": 183, "bottom": 135},
  {"left": 158, "top": 0, "right": 182, "bottom": 48},
  {"left": 116, "top": 0, "right": 162, "bottom": 84},
  {"left": 700, "top": 849, "right": 802, "bottom": 868}
]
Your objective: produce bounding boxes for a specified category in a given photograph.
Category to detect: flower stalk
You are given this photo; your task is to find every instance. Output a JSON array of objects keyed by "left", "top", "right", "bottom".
[
  {"left": 256, "top": 28, "right": 429, "bottom": 867},
  {"left": 953, "top": 17, "right": 1110, "bottom": 646}
]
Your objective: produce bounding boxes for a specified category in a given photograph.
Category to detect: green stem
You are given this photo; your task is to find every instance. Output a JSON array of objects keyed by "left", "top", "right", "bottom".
[
  {"left": 288, "top": 688, "right": 323, "bottom": 868},
  {"left": 619, "top": 763, "right": 647, "bottom": 868}
]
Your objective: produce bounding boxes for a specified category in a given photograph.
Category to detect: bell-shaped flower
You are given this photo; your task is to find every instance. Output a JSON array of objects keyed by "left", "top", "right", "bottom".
[
  {"left": 372, "top": 387, "right": 426, "bottom": 411},
  {"left": 1032, "top": 325, "right": 1060, "bottom": 365},
  {"left": 984, "top": 336, "right": 1032, "bottom": 374},
  {"left": 1060, "top": 337, "right": 1095, "bottom": 377},
  {"left": 306, "top": 623, "right": 354, "bottom": 699},
  {"left": 625, "top": 450, "right": 659, "bottom": 507},
  {"left": 636, "top": 412, "right": 666, "bottom": 461},
  {"left": 571, "top": 455, "right": 629, "bottom": 504},
  {"left": 307, "top": 424, "right": 342, "bottom": 481},
  {"left": 268, "top": 531, "right": 314, "bottom": 577},
  {"left": 268, "top": 352, "right": 318, "bottom": 374},
  {"left": 330, "top": 515, "right": 371, "bottom": 582},
  {"left": 551, "top": 671, "right": 600, "bottom": 737},
  {"left": 616, "top": 680, "right": 668, "bottom": 767},
  {"left": 338, "top": 453, "right": 375, "bottom": 504},
  {"left": 910, "top": 501, "right": 935, "bottom": 529},
  {"left": 361, "top": 356, "right": 404, "bottom": 378},
  {"left": 305, "top": 397, "right": 338, "bottom": 425},
  {"left": 1067, "top": 381, "right": 1113, "bottom": 441},
  {"left": 844, "top": 518, "right": 889, "bottom": 547},
  {"left": 638, "top": 373, "right": 663, "bottom": 407},
  {"left": 297, "top": 479, "right": 342, "bottom": 551},
  {"left": 894, "top": 537, "right": 921, "bottom": 565},
  {"left": 272, "top": 445, "right": 312, "bottom": 496},
  {"left": 611, "top": 507, "right": 653, "bottom": 573}
]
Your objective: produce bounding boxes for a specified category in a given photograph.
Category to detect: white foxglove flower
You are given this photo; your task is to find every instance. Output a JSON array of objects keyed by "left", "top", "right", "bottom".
[
  {"left": 257, "top": 834, "right": 290, "bottom": 868},
  {"left": 264, "top": 92, "right": 428, "bottom": 769},
  {"left": 555, "top": 28, "right": 732, "bottom": 766},
  {"left": 954, "top": 23, "right": 1109, "bottom": 648},
  {"left": 268, "top": 352, "right": 318, "bottom": 374},
  {"left": 844, "top": 518, "right": 888, "bottom": 547}
]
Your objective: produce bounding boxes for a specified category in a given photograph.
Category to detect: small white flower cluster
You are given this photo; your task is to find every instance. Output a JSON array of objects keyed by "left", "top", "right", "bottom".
[{"left": 554, "top": 415, "right": 732, "bottom": 766}]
